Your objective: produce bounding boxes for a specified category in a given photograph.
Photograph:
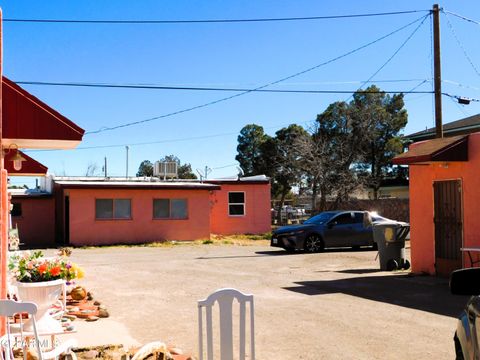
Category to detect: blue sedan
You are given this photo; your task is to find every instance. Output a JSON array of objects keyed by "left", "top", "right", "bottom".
[{"left": 271, "top": 210, "right": 382, "bottom": 253}]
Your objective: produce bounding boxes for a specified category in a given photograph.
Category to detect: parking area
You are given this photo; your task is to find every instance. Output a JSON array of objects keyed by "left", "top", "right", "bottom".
[{"left": 64, "top": 243, "right": 468, "bottom": 359}]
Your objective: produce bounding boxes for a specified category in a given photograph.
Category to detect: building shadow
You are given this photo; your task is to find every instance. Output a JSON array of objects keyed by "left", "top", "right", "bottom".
[
  {"left": 334, "top": 269, "right": 384, "bottom": 274},
  {"left": 284, "top": 274, "right": 469, "bottom": 318}
]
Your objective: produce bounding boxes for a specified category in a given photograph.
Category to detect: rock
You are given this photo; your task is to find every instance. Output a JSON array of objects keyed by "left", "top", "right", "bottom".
[
  {"left": 87, "top": 291, "right": 94, "bottom": 300},
  {"left": 99, "top": 304, "right": 107, "bottom": 310},
  {"left": 98, "top": 309, "right": 110, "bottom": 318},
  {"left": 93, "top": 300, "right": 101, "bottom": 306},
  {"left": 66, "top": 325, "right": 76, "bottom": 331},
  {"left": 64, "top": 314, "right": 77, "bottom": 321},
  {"left": 71, "top": 286, "right": 87, "bottom": 300},
  {"left": 86, "top": 315, "right": 99, "bottom": 322}
]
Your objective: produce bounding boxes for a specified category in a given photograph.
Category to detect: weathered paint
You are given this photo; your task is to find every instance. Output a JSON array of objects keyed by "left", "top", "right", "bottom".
[
  {"left": 210, "top": 183, "right": 271, "bottom": 235},
  {"left": 10, "top": 196, "right": 55, "bottom": 247},
  {"left": 66, "top": 188, "right": 212, "bottom": 246},
  {"left": 409, "top": 132, "right": 480, "bottom": 274}
]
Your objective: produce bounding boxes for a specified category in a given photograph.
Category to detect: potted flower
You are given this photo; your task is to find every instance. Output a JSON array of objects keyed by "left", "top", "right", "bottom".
[{"left": 9, "top": 250, "right": 85, "bottom": 332}]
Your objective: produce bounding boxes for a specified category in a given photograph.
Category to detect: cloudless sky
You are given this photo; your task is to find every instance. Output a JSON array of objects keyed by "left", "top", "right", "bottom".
[{"left": 2, "top": 0, "right": 480, "bottom": 186}]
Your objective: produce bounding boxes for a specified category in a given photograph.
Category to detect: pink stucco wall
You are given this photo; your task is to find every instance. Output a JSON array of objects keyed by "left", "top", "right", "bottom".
[
  {"left": 409, "top": 132, "right": 480, "bottom": 274},
  {"left": 210, "top": 183, "right": 271, "bottom": 235},
  {"left": 11, "top": 196, "right": 55, "bottom": 247},
  {"left": 67, "top": 188, "right": 212, "bottom": 246}
]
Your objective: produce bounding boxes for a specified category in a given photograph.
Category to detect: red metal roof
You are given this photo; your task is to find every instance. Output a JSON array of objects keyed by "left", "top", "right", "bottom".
[
  {"left": 2, "top": 77, "right": 85, "bottom": 149},
  {"left": 4, "top": 151, "right": 47, "bottom": 176},
  {"left": 393, "top": 135, "right": 469, "bottom": 165}
]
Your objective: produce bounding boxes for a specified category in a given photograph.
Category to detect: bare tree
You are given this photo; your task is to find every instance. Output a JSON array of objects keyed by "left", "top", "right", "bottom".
[{"left": 85, "top": 162, "right": 99, "bottom": 176}]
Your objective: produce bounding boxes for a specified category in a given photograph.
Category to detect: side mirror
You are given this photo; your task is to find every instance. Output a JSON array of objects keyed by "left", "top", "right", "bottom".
[{"left": 450, "top": 268, "right": 480, "bottom": 295}]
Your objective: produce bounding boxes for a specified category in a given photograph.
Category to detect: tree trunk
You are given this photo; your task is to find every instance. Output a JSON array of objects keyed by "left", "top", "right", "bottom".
[
  {"left": 276, "top": 189, "right": 288, "bottom": 225},
  {"left": 311, "top": 179, "right": 318, "bottom": 213}
]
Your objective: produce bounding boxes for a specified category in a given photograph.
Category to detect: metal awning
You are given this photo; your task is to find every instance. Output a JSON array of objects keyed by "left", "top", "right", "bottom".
[
  {"left": 393, "top": 135, "right": 468, "bottom": 165},
  {"left": 4, "top": 151, "right": 48, "bottom": 176},
  {"left": 2, "top": 77, "right": 85, "bottom": 149}
]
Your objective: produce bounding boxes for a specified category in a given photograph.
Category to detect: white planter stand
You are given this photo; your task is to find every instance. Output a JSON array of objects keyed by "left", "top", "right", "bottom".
[{"left": 15, "top": 279, "right": 64, "bottom": 333}]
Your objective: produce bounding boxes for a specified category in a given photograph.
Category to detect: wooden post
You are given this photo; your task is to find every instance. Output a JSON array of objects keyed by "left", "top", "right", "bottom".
[{"left": 433, "top": 4, "right": 443, "bottom": 138}]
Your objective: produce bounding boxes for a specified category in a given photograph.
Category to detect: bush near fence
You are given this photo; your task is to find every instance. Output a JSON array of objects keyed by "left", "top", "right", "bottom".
[{"left": 319, "top": 198, "right": 410, "bottom": 223}]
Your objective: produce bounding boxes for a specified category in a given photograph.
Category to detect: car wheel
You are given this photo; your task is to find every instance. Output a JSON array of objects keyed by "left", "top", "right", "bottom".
[
  {"left": 304, "top": 235, "right": 324, "bottom": 253},
  {"left": 403, "top": 259, "right": 411, "bottom": 270},
  {"left": 372, "top": 242, "right": 378, "bottom": 251}
]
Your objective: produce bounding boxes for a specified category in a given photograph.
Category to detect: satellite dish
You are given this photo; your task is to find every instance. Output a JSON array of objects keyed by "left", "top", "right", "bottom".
[{"left": 236, "top": 166, "right": 244, "bottom": 177}]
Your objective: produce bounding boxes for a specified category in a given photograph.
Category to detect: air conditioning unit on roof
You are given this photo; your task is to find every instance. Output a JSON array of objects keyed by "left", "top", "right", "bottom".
[{"left": 154, "top": 161, "right": 178, "bottom": 179}]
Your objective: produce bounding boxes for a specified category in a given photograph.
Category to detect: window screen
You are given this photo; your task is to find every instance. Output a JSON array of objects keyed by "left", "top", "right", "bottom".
[
  {"left": 153, "top": 199, "right": 170, "bottom": 218},
  {"left": 96, "top": 199, "right": 131, "bottom": 219},
  {"left": 228, "top": 192, "right": 245, "bottom": 216},
  {"left": 114, "top": 199, "right": 131, "bottom": 219},
  {"left": 154, "top": 199, "right": 188, "bottom": 219},
  {"left": 171, "top": 199, "right": 188, "bottom": 219},
  {"left": 96, "top": 199, "right": 113, "bottom": 219}
]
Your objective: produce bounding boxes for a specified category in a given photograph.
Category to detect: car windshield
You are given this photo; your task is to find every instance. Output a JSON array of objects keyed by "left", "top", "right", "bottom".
[{"left": 304, "top": 212, "right": 337, "bottom": 225}]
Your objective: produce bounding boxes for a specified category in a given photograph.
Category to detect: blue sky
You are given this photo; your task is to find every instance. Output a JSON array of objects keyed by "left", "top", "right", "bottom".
[{"left": 2, "top": 0, "right": 480, "bottom": 186}]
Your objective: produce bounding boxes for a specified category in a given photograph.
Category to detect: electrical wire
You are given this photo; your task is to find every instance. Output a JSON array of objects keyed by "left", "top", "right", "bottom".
[
  {"left": 444, "top": 11, "right": 480, "bottom": 79},
  {"left": 3, "top": 10, "right": 429, "bottom": 25},
  {"left": 14, "top": 81, "right": 434, "bottom": 94},
  {"left": 443, "top": 10, "right": 480, "bottom": 26},
  {"left": 82, "top": 14, "right": 428, "bottom": 135},
  {"left": 24, "top": 121, "right": 313, "bottom": 152},
  {"left": 345, "top": 13, "right": 429, "bottom": 101}
]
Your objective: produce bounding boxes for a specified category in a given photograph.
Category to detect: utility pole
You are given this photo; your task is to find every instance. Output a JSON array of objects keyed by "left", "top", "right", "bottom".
[
  {"left": 125, "top": 146, "right": 129, "bottom": 179},
  {"left": 433, "top": 4, "right": 443, "bottom": 138},
  {"left": 104, "top": 156, "right": 107, "bottom": 178}
]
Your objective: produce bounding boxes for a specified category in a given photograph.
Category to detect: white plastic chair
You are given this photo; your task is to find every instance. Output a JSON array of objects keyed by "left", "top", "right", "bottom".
[
  {"left": 198, "top": 288, "right": 255, "bottom": 360},
  {"left": 0, "top": 299, "right": 77, "bottom": 360}
]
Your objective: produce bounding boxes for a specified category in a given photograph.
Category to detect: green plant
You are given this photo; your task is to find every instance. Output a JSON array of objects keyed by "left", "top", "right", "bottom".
[{"left": 203, "top": 240, "right": 214, "bottom": 245}]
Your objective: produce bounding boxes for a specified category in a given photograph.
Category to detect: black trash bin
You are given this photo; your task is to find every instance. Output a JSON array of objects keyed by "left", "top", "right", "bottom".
[{"left": 373, "top": 221, "right": 410, "bottom": 271}]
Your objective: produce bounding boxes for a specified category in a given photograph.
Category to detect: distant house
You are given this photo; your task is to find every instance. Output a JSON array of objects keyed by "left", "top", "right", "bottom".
[
  {"left": 406, "top": 114, "right": 480, "bottom": 142},
  {"left": 10, "top": 175, "right": 271, "bottom": 247}
]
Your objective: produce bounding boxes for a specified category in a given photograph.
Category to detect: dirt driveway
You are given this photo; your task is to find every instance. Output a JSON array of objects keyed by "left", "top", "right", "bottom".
[{"left": 64, "top": 243, "right": 468, "bottom": 359}]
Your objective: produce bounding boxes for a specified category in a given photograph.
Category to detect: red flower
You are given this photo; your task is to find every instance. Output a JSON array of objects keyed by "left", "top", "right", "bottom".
[
  {"left": 37, "top": 264, "right": 48, "bottom": 274},
  {"left": 49, "top": 266, "right": 61, "bottom": 277}
]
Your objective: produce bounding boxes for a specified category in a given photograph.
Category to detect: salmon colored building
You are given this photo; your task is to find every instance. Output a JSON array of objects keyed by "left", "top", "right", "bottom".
[
  {"left": 11, "top": 175, "right": 271, "bottom": 247},
  {"left": 393, "top": 133, "right": 476, "bottom": 276}
]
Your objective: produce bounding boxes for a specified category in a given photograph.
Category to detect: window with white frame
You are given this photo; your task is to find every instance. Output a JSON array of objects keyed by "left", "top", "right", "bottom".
[
  {"left": 95, "top": 199, "right": 132, "bottom": 220},
  {"left": 228, "top": 192, "right": 245, "bottom": 216},
  {"left": 153, "top": 198, "right": 188, "bottom": 219}
]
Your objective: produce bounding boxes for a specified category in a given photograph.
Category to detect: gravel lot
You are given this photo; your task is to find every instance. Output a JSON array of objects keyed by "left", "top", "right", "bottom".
[{"left": 63, "top": 242, "right": 468, "bottom": 359}]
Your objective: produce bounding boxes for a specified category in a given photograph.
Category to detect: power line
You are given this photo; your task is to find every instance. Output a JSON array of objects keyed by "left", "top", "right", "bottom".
[
  {"left": 443, "top": 10, "right": 480, "bottom": 26},
  {"left": 345, "top": 13, "right": 429, "bottom": 101},
  {"left": 84, "top": 14, "right": 428, "bottom": 135},
  {"left": 15, "top": 81, "right": 434, "bottom": 94},
  {"left": 444, "top": 11, "right": 480, "bottom": 79},
  {"left": 24, "top": 121, "right": 313, "bottom": 152},
  {"left": 3, "top": 10, "right": 429, "bottom": 25}
]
